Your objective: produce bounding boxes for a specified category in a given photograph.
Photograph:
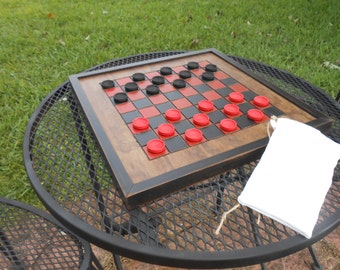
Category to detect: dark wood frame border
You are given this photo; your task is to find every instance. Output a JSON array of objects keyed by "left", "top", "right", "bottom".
[{"left": 69, "top": 48, "right": 332, "bottom": 209}]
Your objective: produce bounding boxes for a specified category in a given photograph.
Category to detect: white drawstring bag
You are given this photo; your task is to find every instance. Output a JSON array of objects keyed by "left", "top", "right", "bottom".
[{"left": 237, "top": 117, "right": 340, "bottom": 238}]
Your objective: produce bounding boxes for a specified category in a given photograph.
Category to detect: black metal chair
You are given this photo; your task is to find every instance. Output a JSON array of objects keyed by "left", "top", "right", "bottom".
[{"left": 0, "top": 197, "right": 103, "bottom": 269}]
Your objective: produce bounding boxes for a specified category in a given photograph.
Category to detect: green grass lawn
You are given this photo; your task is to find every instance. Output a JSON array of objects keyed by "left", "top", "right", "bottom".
[{"left": 1, "top": 0, "right": 339, "bottom": 207}]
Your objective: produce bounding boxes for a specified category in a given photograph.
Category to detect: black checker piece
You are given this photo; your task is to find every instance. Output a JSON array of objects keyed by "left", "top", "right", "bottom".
[
  {"left": 152, "top": 76, "right": 165, "bottom": 85},
  {"left": 173, "top": 79, "right": 186, "bottom": 89},
  {"left": 132, "top": 73, "right": 145, "bottom": 82},
  {"left": 202, "top": 72, "right": 214, "bottom": 81},
  {"left": 179, "top": 70, "right": 191, "bottom": 79},
  {"left": 100, "top": 80, "right": 115, "bottom": 89},
  {"left": 112, "top": 93, "right": 128, "bottom": 104},
  {"left": 205, "top": 64, "right": 218, "bottom": 72},
  {"left": 146, "top": 85, "right": 160, "bottom": 95},
  {"left": 187, "top": 62, "right": 199, "bottom": 70},
  {"left": 160, "top": 67, "right": 172, "bottom": 75},
  {"left": 125, "top": 82, "right": 139, "bottom": 92}
]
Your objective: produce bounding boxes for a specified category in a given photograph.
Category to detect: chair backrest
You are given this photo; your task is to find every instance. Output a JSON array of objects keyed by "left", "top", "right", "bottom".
[{"left": 0, "top": 197, "right": 92, "bottom": 270}]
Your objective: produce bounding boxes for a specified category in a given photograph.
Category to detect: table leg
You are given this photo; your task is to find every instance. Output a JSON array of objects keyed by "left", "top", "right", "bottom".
[
  {"left": 69, "top": 97, "right": 127, "bottom": 268},
  {"left": 90, "top": 249, "right": 105, "bottom": 270},
  {"left": 69, "top": 95, "right": 155, "bottom": 270},
  {"left": 215, "top": 185, "right": 225, "bottom": 214},
  {"left": 69, "top": 98, "right": 116, "bottom": 231},
  {"left": 130, "top": 209, "right": 162, "bottom": 247},
  {"left": 246, "top": 209, "right": 268, "bottom": 270},
  {"left": 308, "top": 246, "right": 324, "bottom": 270},
  {"left": 113, "top": 253, "right": 123, "bottom": 270},
  {"left": 214, "top": 167, "right": 252, "bottom": 214}
]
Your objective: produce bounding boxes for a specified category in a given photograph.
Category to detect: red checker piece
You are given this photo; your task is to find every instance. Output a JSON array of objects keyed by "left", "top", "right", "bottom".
[
  {"left": 165, "top": 109, "right": 181, "bottom": 121},
  {"left": 224, "top": 104, "right": 240, "bottom": 116},
  {"left": 158, "top": 123, "right": 175, "bottom": 137},
  {"left": 185, "top": 128, "right": 203, "bottom": 142},
  {"left": 132, "top": 117, "right": 149, "bottom": 130},
  {"left": 193, "top": 113, "right": 210, "bottom": 126},
  {"left": 229, "top": 92, "right": 244, "bottom": 103},
  {"left": 147, "top": 139, "right": 166, "bottom": 154},
  {"left": 198, "top": 100, "right": 214, "bottom": 111},
  {"left": 247, "top": 109, "right": 264, "bottom": 121},
  {"left": 220, "top": 119, "right": 238, "bottom": 132},
  {"left": 254, "top": 96, "right": 270, "bottom": 107}
]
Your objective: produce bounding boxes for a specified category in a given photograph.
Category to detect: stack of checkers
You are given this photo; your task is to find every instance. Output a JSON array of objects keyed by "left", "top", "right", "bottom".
[{"left": 100, "top": 61, "right": 283, "bottom": 159}]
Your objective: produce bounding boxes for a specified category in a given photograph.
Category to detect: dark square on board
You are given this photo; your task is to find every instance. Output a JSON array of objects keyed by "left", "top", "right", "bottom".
[
  {"left": 164, "top": 90, "right": 184, "bottom": 101},
  {"left": 201, "top": 125, "right": 224, "bottom": 140},
  {"left": 234, "top": 115, "right": 256, "bottom": 129},
  {"left": 242, "top": 91, "right": 257, "bottom": 101},
  {"left": 194, "top": 84, "right": 212, "bottom": 93},
  {"left": 187, "top": 94, "right": 205, "bottom": 105},
  {"left": 213, "top": 98, "right": 230, "bottom": 110},
  {"left": 156, "top": 102, "right": 175, "bottom": 113},
  {"left": 121, "top": 110, "right": 142, "bottom": 123},
  {"left": 221, "top": 77, "right": 238, "bottom": 86},
  {"left": 263, "top": 106, "right": 284, "bottom": 117},
  {"left": 133, "top": 98, "right": 153, "bottom": 109},
  {"left": 173, "top": 119, "right": 195, "bottom": 134},
  {"left": 148, "top": 115, "right": 167, "bottom": 129},
  {"left": 134, "top": 130, "right": 158, "bottom": 146},
  {"left": 208, "top": 110, "right": 226, "bottom": 124},
  {"left": 238, "top": 102, "right": 256, "bottom": 114},
  {"left": 181, "top": 106, "right": 200, "bottom": 119},
  {"left": 165, "top": 136, "right": 188, "bottom": 152},
  {"left": 216, "top": 87, "right": 233, "bottom": 98}
]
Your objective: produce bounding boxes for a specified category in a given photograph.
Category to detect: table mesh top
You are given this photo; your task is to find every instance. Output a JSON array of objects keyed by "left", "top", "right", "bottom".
[
  {"left": 0, "top": 198, "right": 89, "bottom": 269},
  {"left": 24, "top": 51, "right": 340, "bottom": 267}
]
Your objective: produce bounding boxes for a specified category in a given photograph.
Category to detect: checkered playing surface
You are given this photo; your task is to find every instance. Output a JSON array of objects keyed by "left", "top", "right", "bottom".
[{"left": 101, "top": 60, "right": 283, "bottom": 159}]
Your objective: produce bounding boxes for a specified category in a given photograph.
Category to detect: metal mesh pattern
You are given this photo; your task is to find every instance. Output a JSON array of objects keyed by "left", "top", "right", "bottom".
[
  {"left": 0, "top": 198, "right": 89, "bottom": 269},
  {"left": 24, "top": 52, "right": 340, "bottom": 267}
]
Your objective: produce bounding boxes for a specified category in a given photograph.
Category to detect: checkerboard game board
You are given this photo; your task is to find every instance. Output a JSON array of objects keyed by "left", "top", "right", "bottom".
[{"left": 70, "top": 49, "right": 332, "bottom": 208}]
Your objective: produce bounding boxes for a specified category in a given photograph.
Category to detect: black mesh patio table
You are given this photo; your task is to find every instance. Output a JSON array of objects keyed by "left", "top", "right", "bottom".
[
  {"left": 0, "top": 196, "right": 95, "bottom": 269},
  {"left": 23, "top": 51, "right": 340, "bottom": 269}
]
